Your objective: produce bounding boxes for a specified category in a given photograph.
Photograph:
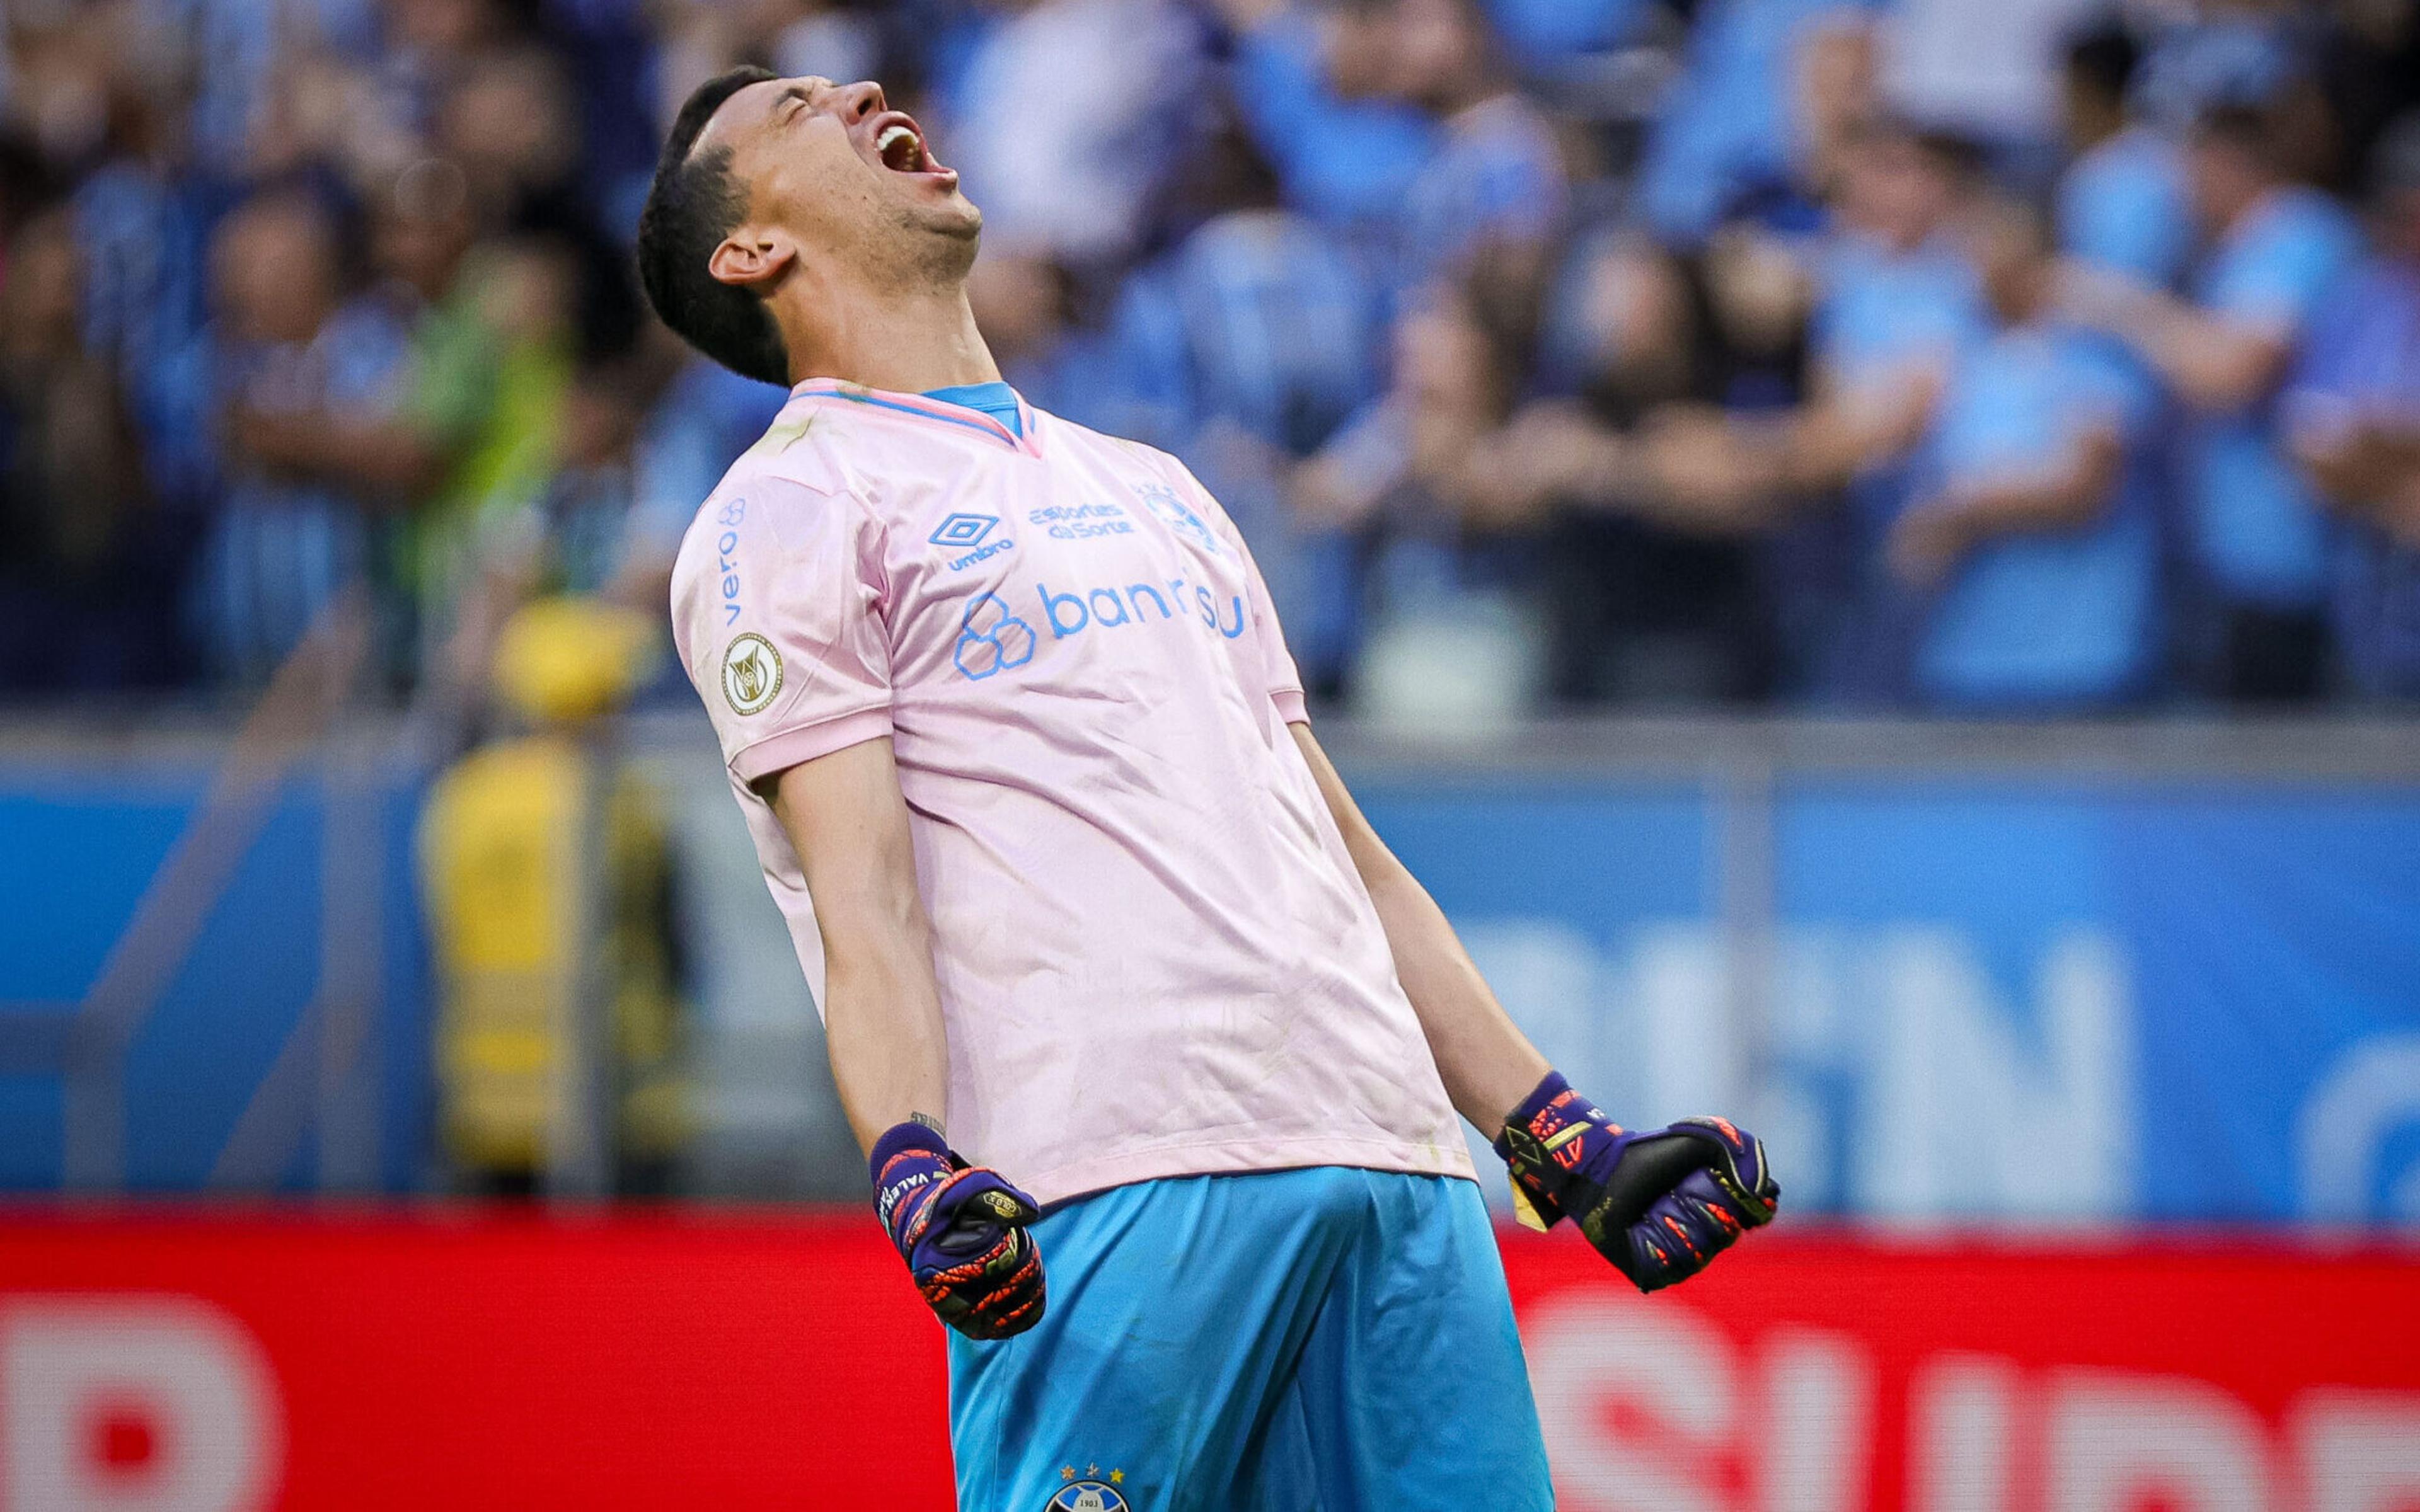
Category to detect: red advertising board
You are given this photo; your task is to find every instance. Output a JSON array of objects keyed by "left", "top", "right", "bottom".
[
  {"left": 0, "top": 1212, "right": 2414, "bottom": 1511},
  {"left": 1499, "top": 1228, "right": 2420, "bottom": 1512}
]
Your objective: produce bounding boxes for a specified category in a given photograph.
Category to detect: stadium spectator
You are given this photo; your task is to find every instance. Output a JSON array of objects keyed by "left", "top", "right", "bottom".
[
  {"left": 1483, "top": 0, "right": 1656, "bottom": 70},
  {"left": 1636, "top": 120, "right": 1990, "bottom": 696},
  {"left": 1891, "top": 197, "right": 2163, "bottom": 707},
  {"left": 1103, "top": 116, "right": 1385, "bottom": 689},
  {"left": 2290, "top": 112, "right": 2420, "bottom": 700},
  {"left": 1635, "top": 0, "right": 1874, "bottom": 246},
  {"left": 0, "top": 0, "right": 2404, "bottom": 716},
  {"left": 0, "top": 205, "right": 175, "bottom": 690},
  {"left": 1223, "top": 0, "right": 1438, "bottom": 244},
  {"left": 63, "top": 25, "right": 218, "bottom": 510},
  {"left": 938, "top": 0, "right": 1209, "bottom": 268},
  {"left": 1292, "top": 276, "right": 1544, "bottom": 714},
  {"left": 1455, "top": 232, "right": 1786, "bottom": 702},
  {"left": 412, "top": 232, "right": 581, "bottom": 679},
  {"left": 2056, "top": 23, "right": 2193, "bottom": 287},
  {"left": 1800, "top": 123, "right": 1991, "bottom": 492},
  {"left": 2061, "top": 103, "right": 2363, "bottom": 700},
  {"left": 2129, "top": 0, "right": 2309, "bottom": 132},
  {"left": 198, "top": 188, "right": 412, "bottom": 682},
  {"left": 1364, "top": 0, "right": 1569, "bottom": 299},
  {"left": 445, "top": 352, "right": 694, "bottom": 711},
  {"left": 1115, "top": 155, "right": 1379, "bottom": 459},
  {"left": 1881, "top": 0, "right": 2104, "bottom": 151}
]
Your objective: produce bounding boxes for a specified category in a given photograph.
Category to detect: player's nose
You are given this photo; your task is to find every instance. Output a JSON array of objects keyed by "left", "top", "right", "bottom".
[{"left": 832, "top": 79, "right": 886, "bottom": 122}]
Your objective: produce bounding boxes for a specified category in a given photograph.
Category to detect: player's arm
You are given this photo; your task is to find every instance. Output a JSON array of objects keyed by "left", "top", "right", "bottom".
[
  {"left": 1290, "top": 722, "right": 1779, "bottom": 1290},
  {"left": 768, "top": 739, "right": 1046, "bottom": 1339},
  {"left": 1287, "top": 724, "right": 1548, "bottom": 1135},
  {"left": 768, "top": 739, "right": 948, "bottom": 1149}
]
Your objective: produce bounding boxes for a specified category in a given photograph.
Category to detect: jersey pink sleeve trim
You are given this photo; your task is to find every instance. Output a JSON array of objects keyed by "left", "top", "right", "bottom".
[
  {"left": 730, "top": 706, "right": 895, "bottom": 784},
  {"left": 1273, "top": 689, "right": 1309, "bottom": 724}
]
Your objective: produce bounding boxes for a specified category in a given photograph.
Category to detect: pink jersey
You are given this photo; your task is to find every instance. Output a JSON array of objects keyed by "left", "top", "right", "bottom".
[{"left": 670, "top": 380, "right": 1472, "bottom": 1205}]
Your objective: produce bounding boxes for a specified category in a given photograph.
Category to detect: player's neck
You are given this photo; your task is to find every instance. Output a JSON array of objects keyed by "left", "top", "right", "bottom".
[{"left": 773, "top": 275, "right": 1001, "bottom": 394}]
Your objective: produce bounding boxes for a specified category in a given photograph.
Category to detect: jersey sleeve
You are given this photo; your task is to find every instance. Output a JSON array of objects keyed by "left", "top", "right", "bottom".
[
  {"left": 1163, "top": 456, "right": 1308, "bottom": 723},
  {"left": 671, "top": 474, "right": 894, "bottom": 785}
]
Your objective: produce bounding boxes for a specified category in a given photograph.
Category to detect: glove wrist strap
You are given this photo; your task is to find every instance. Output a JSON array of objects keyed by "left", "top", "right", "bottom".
[
  {"left": 1498, "top": 1072, "right": 1577, "bottom": 1152},
  {"left": 1495, "top": 1070, "right": 1596, "bottom": 1232},
  {"left": 870, "top": 1120, "right": 956, "bottom": 1252}
]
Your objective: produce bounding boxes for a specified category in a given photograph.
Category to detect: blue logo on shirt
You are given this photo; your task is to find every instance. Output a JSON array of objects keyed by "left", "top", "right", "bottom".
[
  {"left": 932, "top": 512, "right": 1015, "bottom": 571},
  {"left": 1029, "top": 501, "right": 1134, "bottom": 540},
  {"left": 954, "top": 593, "right": 1037, "bottom": 680},
  {"left": 1132, "top": 483, "right": 1224, "bottom": 558},
  {"left": 930, "top": 513, "right": 1000, "bottom": 548}
]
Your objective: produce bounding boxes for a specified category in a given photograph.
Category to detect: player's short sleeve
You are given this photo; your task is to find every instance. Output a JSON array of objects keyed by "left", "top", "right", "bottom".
[
  {"left": 671, "top": 475, "right": 894, "bottom": 785},
  {"left": 1163, "top": 457, "right": 1308, "bottom": 723}
]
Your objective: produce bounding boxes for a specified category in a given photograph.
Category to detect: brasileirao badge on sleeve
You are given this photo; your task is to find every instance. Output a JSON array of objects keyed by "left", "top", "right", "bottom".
[{"left": 721, "top": 632, "right": 783, "bottom": 715}]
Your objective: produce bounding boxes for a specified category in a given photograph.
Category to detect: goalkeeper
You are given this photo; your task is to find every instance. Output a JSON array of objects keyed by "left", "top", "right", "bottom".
[{"left": 640, "top": 66, "right": 1778, "bottom": 1510}]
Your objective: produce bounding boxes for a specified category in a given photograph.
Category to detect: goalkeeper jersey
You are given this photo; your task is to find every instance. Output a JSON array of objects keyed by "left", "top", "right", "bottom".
[{"left": 669, "top": 379, "right": 1472, "bottom": 1205}]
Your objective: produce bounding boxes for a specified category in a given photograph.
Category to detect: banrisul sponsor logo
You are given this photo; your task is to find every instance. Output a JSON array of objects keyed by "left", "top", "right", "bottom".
[
  {"left": 1037, "top": 578, "right": 1245, "bottom": 642},
  {"left": 948, "top": 576, "right": 1247, "bottom": 681},
  {"left": 930, "top": 512, "right": 1014, "bottom": 571},
  {"left": 1027, "top": 501, "right": 1133, "bottom": 541}
]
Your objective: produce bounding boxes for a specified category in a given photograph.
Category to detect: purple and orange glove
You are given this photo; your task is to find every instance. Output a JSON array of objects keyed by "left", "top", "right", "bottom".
[
  {"left": 1494, "top": 1071, "right": 1779, "bottom": 1293},
  {"left": 870, "top": 1122, "right": 1047, "bottom": 1340}
]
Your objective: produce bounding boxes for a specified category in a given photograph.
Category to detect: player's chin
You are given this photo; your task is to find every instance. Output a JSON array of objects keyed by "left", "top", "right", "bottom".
[{"left": 918, "top": 189, "right": 982, "bottom": 241}]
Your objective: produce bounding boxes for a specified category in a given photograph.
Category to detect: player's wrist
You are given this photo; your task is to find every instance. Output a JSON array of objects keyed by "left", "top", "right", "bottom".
[
  {"left": 870, "top": 1119, "right": 959, "bottom": 1252},
  {"left": 1492, "top": 1069, "right": 1620, "bottom": 1230}
]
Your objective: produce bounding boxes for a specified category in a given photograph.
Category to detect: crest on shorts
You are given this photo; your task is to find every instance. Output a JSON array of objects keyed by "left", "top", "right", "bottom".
[
  {"left": 1043, "top": 1466, "right": 1129, "bottom": 1511},
  {"left": 721, "top": 632, "right": 782, "bottom": 715}
]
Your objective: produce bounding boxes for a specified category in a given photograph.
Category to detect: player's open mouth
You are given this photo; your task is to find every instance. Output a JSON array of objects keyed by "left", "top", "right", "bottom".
[
  {"left": 876, "top": 123, "right": 923, "bottom": 171},
  {"left": 869, "top": 113, "right": 952, "bottom": 182}
]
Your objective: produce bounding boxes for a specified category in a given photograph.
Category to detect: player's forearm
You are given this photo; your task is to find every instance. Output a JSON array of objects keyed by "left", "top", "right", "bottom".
[
  {"left": 1359, "top": 861, "right": 1551, "bottom": 1138},
  {"left": 821, "top": 941, "right": 952, "bottom": 1157},
  {"left": 1289, "top": 724, "right": 1547, "bottom": 1137},
  {"left": 769, "top": 740, "right": 956, "bottom": 1158}
]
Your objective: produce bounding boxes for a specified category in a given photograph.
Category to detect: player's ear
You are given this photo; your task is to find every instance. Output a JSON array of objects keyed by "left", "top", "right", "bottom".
[{"left": 709, "top": 229, "right": 795, "bottom": 292}]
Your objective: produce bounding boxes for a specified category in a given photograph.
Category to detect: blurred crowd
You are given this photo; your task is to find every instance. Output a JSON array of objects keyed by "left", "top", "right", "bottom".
[{"left": 3, "top": 0, "right": 2419, "bottom": 718}]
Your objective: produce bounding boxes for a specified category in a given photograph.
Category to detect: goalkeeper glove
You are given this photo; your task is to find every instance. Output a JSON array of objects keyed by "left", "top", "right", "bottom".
[
  {"left": 1494, "top": 1070, "right": 1779, "bottom": 1293},
  {"left": 870, "top": 1121, "right": 1047, "bottom": 1340}
]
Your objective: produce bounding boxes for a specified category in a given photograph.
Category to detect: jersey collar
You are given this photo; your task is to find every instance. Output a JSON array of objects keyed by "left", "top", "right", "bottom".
[{"left": 788, "top": 378, "right": 1042, "bottom": 457}]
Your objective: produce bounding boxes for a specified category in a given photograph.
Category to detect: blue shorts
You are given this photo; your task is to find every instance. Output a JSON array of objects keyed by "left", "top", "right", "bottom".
[{"left": 945, "top": 1166, "right": 1552, "bottom": 1512}]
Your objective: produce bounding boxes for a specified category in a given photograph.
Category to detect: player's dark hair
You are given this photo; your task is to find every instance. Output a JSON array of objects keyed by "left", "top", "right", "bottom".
[
  {"left": 637, "top": 66, "right": 790, "bottom": 386},
  {"left": 2063, "top": 23, "right": 2141, "bottom": 104}
]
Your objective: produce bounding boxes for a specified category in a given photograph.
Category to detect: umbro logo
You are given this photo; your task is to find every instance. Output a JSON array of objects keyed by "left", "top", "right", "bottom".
[
  {"left": 932, "top": 513, "right": 1014, "bottom": 571},
  {"left": 930, "top": 513, "right": 999, "bottom": 548}
]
